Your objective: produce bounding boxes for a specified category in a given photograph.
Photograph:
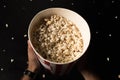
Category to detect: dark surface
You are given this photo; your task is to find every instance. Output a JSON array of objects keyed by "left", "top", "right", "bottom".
[{"left": 0, "top": 0, "right": 119, "bottom": 80}]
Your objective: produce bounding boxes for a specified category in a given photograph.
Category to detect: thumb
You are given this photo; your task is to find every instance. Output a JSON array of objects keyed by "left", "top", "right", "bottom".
[{"left": 27, "top": 40, "right": 36, "bottom": 61}]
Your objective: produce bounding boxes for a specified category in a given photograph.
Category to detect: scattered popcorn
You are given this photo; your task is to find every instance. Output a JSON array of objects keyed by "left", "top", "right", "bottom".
[
  {"left": 118, "top": 74, "right": 120, "bottom": 79},
  {"left": 107, "top": 57, "right": 109, "bottom": 61},
  {"left": 0, "top": 68, "right": 4, "bottom": 71},
  {"left": 3, "top": 5, "right": 6, "bottom": 8},
  {"left": 11, "top": 59, "right": 14, "bottom": 63},
  {"left": 42, "top": 74, "right": 45, "bottom": 78},
  {"left": 115, "top": 16, "right": 118, "bottom": 19},
  {"left": 24, "top": 34, "right": 27, "bottom": 38},
  {"left": 71, "top": 3, "right": 74, "bottom": 5},
  {"left": 109, "top": 34, "right": 112, "bottom": 37},
  {"left": 112, "top": 0, "right": 115, "bottom": 3},
  {"left": 2, "top": 49, "right": 6, "bottom": 52},
  {"left": 96, "top": 31, "right": 99, "bottom": 34},
  {"left": 5, "top": 24, "right": 8, "bottom": 28},
  {"left": 11, "top": 37, "right": 14, "bottom": 40}
]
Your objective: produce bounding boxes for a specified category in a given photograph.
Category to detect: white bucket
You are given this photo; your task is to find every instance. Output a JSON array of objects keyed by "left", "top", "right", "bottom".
[{"left": 28, "top": 7, "right": 91, "bottom": 76}]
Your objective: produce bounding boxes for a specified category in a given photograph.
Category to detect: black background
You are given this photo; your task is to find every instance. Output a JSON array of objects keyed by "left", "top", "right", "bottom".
[{"left": 0, "top": 0, "right": 119, "bottom": 80}]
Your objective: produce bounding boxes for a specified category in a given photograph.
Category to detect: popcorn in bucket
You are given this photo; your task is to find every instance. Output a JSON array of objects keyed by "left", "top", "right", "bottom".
[{"left": 28, "top": 8, "right": 91, "bottom": 76}]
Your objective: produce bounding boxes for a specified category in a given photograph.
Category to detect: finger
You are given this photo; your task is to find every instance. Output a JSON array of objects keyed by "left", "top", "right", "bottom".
[
  {"left": 28, "top": 40, "right": 34, "bottom": 53},
  {"left": 27, "top": 40, "right": 41, "bottom": 69},
  {"left": 27, "top": 40, "right": 37, "bottom": 60}
]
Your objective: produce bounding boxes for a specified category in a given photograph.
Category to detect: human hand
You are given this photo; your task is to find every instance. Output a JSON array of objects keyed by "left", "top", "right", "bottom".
[{"left": 27, "top": 40, "right": 41, "bottom": 73}]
